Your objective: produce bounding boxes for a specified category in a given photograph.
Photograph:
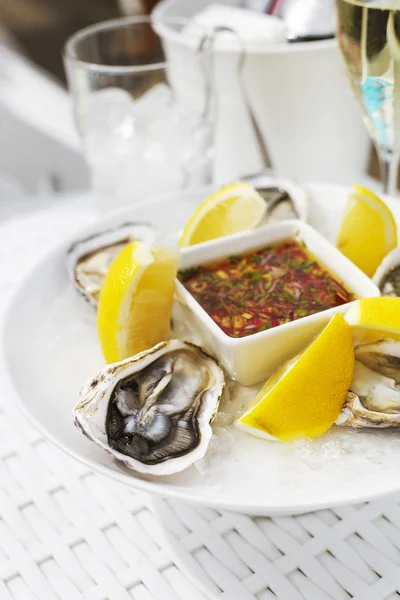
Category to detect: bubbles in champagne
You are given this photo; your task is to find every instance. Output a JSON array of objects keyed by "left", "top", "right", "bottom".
[{"left": 336, "top": 0, "right": 400, "bottom": 155}]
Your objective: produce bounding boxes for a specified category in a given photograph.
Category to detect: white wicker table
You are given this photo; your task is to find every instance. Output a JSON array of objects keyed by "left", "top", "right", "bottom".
[{"left": 2, "top": 198, "right": 400, "bottom": 600}]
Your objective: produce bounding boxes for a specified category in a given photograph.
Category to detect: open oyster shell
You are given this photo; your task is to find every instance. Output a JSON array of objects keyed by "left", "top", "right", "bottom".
[
  {"left": 66, "top": 221, "right": 153, "bottom": 307},
  {"left": 337, "top": 340, "right": 400, "bottom": 428},
  {"left": 372, "top": 248, "right": 400, "bottom": 297},
  {"left": 240, "top": 174, "right": 308, "bottom": 223},
  {"left": 259, "top": 185, "right": 308, "bottom": 223},
  {"left": 74, "top": 340, "right": 225, "bottom": 475}
]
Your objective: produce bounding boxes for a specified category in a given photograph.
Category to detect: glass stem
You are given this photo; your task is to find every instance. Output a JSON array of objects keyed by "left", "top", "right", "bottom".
[{"left": 379, "top": 151, "right": 400, "bottom": 196}]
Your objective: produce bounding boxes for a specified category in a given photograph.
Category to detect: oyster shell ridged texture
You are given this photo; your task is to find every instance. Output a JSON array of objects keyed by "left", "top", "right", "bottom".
[
  {"left": 74, "top": 340, "right": 225, "bottom": 475},
  {"left": 66, "top": 222, "right": 154, "bottom": 307},
  {"left": 337, "top": 340, "right": 400, "bottom": 428},
  {"left": 255, "top": 185, "right": 308, "bottom": 223},
  {"left": 378, "top": 266, "right": 400, "bottom": 297},
  {"left": 373, "top": 248, "right": 400, "bottom": 297},
  {"left": 260, "top": 187, "right": 300, "bottom": 222}
]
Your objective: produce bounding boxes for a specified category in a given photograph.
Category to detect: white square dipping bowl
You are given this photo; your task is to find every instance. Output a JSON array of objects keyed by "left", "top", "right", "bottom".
[{"left": 175, "top": 220, "right": 380, "bottom": 386}]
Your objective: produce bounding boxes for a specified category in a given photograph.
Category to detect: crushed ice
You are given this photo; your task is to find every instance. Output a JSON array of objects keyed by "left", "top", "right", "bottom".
[{"left": 41, "top": 276, "right": 400, "bottom": 487}]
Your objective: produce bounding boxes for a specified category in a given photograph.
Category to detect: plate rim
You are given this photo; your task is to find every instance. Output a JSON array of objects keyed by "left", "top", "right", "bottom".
[{"left": 3, "top": 183, "right": 400, "bottom": 515}]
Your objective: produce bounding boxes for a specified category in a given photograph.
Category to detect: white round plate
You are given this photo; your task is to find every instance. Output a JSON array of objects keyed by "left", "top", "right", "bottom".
[{"left": 3, "top": 183, "right": 400, "bottom": 516}]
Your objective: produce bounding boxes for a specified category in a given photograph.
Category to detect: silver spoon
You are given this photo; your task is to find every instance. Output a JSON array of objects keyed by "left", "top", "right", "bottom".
[{"left": 268, "top": 0, "right": 336, "bottom": 43}]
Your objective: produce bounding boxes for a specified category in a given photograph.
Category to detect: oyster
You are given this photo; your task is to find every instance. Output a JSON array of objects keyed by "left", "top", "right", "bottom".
[
  {"left": 337, "top": 340, "right": 400, "bottom": 428},
  {"left": 258, "top": 186, "right": 306, "bottom": 222},
  {"left": 66, "top": 221, "right": 153, "bottom": 307},
  {"left": 240, "top": 174, "right": 308, "bottom": 223},
  {"left": 373, "top": 248, "right": 400, "bottom": 297},
  {"left": 74, "top": 340, "right": 225, "bottom": 475}
]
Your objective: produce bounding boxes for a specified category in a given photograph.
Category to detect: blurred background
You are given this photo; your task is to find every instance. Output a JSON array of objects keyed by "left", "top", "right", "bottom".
[
  {"left": 0, "top": 0, "right": 381, "bottom": 219},
  {"left": 0, "top": 0, "right": 160, "bottom": 81}
]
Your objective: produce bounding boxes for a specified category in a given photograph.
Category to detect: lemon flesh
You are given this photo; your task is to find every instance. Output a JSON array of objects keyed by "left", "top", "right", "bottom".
[
  {"left": 179, "top": 182, "right": 266, "bottom": 247},
  {"left": 345, "top": 297, "right": 400, "bottom": 343},
  {"left": 97, "top": 241, "right": 178, "bottom": 363},
  {"left": 237, "top": 314, "right": 354, "bottom": 441},
  {"left": 336, "top": 184, "right": 397, "bottom": 277}
]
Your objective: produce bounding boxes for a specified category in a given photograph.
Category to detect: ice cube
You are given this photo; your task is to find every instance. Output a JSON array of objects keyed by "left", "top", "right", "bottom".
[
  {"left": 181, "top": 122, "right": 214, "bottom": 186},
  {"left": 134, "top": 83, "right": 173, "bottom": 128},
  {"left": 143, "top": 135, "right": 184, "bottom": 191},
  {"left": 86, "top": 88, "right": 135, "bottom": 138},
  {"left": 194, "top": 428, "right": 233, "bottom": 476},
  {"left": 83, "top": 127, "right": 139, "bottom": 170},
  {"left": 84, "top": 83, "right": 212, "bottom": 200},
  {"left": 213, "top": 412, "right": 234, "bottom": 428},
  {"left": 133, "top": 81, "right": 213, "bottom": 188},
  {"left": 141, "top": 102, "right": 197, "bottom": 190}
]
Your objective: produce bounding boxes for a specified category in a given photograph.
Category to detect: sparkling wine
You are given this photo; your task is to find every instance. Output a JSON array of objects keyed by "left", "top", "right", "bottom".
[{"left": 336, "top": 0, "right": 400, "bottom": 157}]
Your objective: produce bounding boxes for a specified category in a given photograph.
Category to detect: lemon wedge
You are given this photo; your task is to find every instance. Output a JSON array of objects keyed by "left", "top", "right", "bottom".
[
  {"left": 236, "top": 314, "right": 354, "bottom": 441},
  {"left": 345, "top": 297, "right": 400, "bottom": 344},
  {"left": 178, "top": 182, "right": 266, "bottom": 247},
  {"left": 336, "top": 184, "right": 397, "bottom": 277},
  {"left": 97, "top": 241, "right": 178, "bottom": 363}
]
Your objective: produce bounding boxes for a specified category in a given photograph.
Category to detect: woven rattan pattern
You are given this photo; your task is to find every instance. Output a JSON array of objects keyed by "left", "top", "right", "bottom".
[
  {"left": 0, "top": 203, "right": 208, "bottom": 600},
  {"left": 2, "top": 203, "right": 400, "bottom": 600}
]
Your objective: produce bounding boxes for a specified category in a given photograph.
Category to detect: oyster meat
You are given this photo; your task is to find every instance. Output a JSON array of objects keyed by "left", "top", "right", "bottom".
[
  {"left": 66, "top": 221, "right": 153, "bottom": 307},
  {"left": 373, "top": 248, "right": 400, "bottom": 297},
  {"left": 337, "top": 340, "right": 400, "bottom": 428},
  {"left": 74, "top": 340, "right": 225, "bottom": 475}
]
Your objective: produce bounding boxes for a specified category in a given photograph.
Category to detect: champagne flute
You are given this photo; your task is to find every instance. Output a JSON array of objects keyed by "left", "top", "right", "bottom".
[{"left": 336, "top": 0, "right": 400, "bottom": 194}]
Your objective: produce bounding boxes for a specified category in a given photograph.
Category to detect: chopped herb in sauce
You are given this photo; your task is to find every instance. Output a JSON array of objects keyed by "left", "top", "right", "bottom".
[{"left": 178, "top": 239, "right": 356, "bottom": 338}]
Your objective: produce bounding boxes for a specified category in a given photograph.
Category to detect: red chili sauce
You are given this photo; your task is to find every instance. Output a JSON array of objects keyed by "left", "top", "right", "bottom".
[{"left": 178, "top": 239, "right": 356, "bottom": 338}]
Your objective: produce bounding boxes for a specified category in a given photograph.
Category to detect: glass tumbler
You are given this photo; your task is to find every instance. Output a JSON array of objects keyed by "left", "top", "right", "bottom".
[{"left": 64, "top": 16, "right": 214, "bottom": 208}]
